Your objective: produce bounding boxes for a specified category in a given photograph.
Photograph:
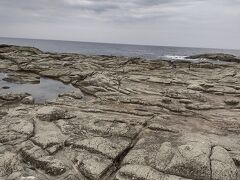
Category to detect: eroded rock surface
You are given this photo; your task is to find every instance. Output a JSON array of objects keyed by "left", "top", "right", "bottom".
[
  {"left": 187, "top": 53, "right": 240, "bottom": 63},
  {"left": 0, "top": 45, "right": 240, "bottom": 179}
]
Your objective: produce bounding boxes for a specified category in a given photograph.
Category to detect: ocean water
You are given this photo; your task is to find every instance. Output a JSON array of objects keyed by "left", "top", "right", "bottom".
[{"left": 0, "top": 37, "right": 240, "bottom": 60}]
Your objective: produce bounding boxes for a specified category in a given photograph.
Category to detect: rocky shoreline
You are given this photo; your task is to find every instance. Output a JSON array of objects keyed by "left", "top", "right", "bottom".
[{"left": 0, "top": 45, "right": 240, "bottom": 180}]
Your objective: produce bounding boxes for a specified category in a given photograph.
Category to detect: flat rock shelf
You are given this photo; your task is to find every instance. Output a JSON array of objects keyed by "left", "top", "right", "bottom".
[{"left": 0, "top": 45, "right": 240, "bottom": 180}]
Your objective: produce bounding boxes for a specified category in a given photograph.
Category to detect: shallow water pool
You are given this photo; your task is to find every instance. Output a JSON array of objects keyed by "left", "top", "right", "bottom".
[{"left": 0, "top": 72, "right": 78, "bottom": 103}]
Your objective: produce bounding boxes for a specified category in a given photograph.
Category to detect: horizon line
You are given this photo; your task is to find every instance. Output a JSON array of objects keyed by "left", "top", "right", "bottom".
[{"left": 0, "top": 36, "right": 239, "bottom": 51}]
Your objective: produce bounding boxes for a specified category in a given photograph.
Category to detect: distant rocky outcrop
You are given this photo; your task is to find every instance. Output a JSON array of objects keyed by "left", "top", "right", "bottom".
[{"left": 187, "top": 53, "right": 240, "bottom": 63}]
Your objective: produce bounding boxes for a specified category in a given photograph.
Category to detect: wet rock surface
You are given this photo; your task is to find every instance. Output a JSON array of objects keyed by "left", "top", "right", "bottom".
[{"left": 0, "top": 45, "right": 240, "bottom": 179}]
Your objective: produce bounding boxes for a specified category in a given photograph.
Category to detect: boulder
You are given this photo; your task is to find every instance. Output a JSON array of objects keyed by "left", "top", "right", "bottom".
[
  {"left": 211, "top": 146, "right": 237, "bottom": 180},
  {"left": 36, "top": 106, "right": 66, "bottom": 121}
]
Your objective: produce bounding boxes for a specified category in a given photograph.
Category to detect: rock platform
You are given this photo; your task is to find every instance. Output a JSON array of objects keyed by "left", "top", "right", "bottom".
[{"left": 0, "top": 45, "right": 240, "bottom": 180}]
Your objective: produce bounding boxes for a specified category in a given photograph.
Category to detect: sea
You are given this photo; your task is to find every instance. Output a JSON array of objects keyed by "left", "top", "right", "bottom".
[{"left": 0, "top": 37, "right": 240, "bottom": 61}]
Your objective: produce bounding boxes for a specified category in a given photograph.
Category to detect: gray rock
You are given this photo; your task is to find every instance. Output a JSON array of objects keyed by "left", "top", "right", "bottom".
[
  {"left": 21, "top": 96, "right": 34, "bottom": 104},
  {"left": 76, "top": 153, "right": 113, "bottom": 180},
  {"left": 70, "top": 137, "right": 131, "bottom": 159},
  {"left": 59, "top": 90, "right": 84, "bottom": 99},
  {"left": 187, "top": 83, "right": 204, "bottom": 91},
  {"left": 40, "top": 156, "right": 66, "bottom": 176},
  {"left": 36, "top": 106, "right": 66, "bottom": 121},
  {"left": 187, "top": 53, "right": 240, "bottom": 63},
  {"left": 211, "top": 146, "right": 237, "bottom": 180},
  {"left": 2, "top": 72, "right": 40, "bottom": 84},
  {"left": 1, "top": 86, "right": 10, "bottom": 89},
  {"left": 165, "top": 141, "right": 211, "bottom": 179},
  {"left": 224, "top": 99, "right": 239, "bottom": 106},
  {"left": 0, "top": 92, "right": 28, "bottom": 101},
  {"left": 31, "top": 120, "right": 67, "bottom": 153},
  {"left": 39, "top": 69, "right": 69, "bottom": 78},
  {"left": 0, "top": 152, "right": 22, "bottom": 177},
  {"left": 115, "top": 164, "right": 189, "bottom": 180},
  {"left": 229, "top": 151, "right": 240, "bottom": 166},
  {"left": 21, "top": 141, "right": 66, "bottom": 176}
]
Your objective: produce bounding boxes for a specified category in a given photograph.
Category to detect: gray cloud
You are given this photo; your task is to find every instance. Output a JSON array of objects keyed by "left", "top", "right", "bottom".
[
  {"left": 0, "top": 0, "right": 240, "bottom": 49},
  {"left": 0, "top": 0, "right": 208, "bottom": 22}
]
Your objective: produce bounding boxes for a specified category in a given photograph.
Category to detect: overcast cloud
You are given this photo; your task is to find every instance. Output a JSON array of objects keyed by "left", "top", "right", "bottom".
[{"left": 0, "top": 0, "right": 240, "bottom": 49}]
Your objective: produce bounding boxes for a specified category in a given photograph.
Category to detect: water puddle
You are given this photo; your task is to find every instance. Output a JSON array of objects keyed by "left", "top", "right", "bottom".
[{"left": 0, "top": 72, "right": 78, "bottom": 104}]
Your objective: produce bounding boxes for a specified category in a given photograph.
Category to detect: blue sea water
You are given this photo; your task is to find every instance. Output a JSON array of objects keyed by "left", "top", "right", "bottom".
[{"left": 0, "top": 37, "right": 240, "bottom": 60}]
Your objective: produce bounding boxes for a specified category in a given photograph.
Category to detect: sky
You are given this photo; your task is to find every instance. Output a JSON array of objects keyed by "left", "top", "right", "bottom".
[{"left": 0, "top": 0, "right": 240, "bottom": 49}]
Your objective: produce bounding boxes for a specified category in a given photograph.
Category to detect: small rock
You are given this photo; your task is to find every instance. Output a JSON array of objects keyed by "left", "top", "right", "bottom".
[
  {"left": 179, "top": 99, "right": 192, "bottom": 104},
  {"left": 21, "top": 141, "right": 66, "bottom": 176},
  {"left": 1, "top": 86, "right": 10, "bottom": 89},
  {"left": 43, "top": 157, "right": 66, "bottom": 176},
  {"left": 31, "top": 120, "right": 67, "bottom": 150},
  {"left": 148, "top": 123, "right": 178, "bottom": 133},
  {"left": 214, "top": 92, "right": 224, "bottom": 96},
  {"left": 59, "top": 90, "right": 84, "bottom": 99},
  {"left": 162, "top": 98, "right": 172, "bottom": 104},
  {"left": 7, "top": 172, "right": 22, "bottom": 180},
  {"left": 59, "top": 76, "right": 71, "bottom": 83},
  {"left": 0, "top": 93, "right": 28, "bottom": 101},
  {"left": 9, "top": 118, "right": 34, "bottom": 136},
  {"left": 21, "top": 96, "right": 34, "bottom": 104},
  {"left": 2, "top": 72, "right": 40, "bottom": 84},
  {"left": 70, "top": 137, "right": 131, "bottom": 159},
  {"left": 17, "top": 176, "right": 37, "bottom": 180},
  {"left": 200, "top": 83, "right": 214, "bottom": 88},
  {"left": 165, "top": 141, "right": 212, "bottom": 179},
  {"left": 229, "top": 151, "right": 240, "bottom": 166},
  {"left": 0, "top": 152, "right": 22, "bottom": 177},
  {"left": 76, "top": 153, "right": 113, "bottom": 180},
  {"left": 224, "top": 99, "right": 239, "bottom": 106},
  {"left": 36, "top": 106, "right": 66, "bottom": 121},
  {"left": 39, "top": 69, "right": 69, "bottom": 78},
  {"left": 116, "top": 164, "right": 187, "bottom": 180},
  {"left": 211, "top": 146, "right": 237, "bottom": 180},
  {"left": 187, "top": 84, "right": 204, "bottom": 91},
  {"left": 185, "top": 103, "right": 212, "bottom": 110}
]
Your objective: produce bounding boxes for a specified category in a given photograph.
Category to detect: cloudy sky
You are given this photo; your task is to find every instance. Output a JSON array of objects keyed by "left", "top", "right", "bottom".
[{"left": 0, "top": 0, "right": 240, "bottom": 49}]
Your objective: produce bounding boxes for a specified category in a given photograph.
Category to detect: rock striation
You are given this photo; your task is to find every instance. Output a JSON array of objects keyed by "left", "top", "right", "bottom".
[{"left": 0, "top": 45, "right": 240, "bottom": 179}]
